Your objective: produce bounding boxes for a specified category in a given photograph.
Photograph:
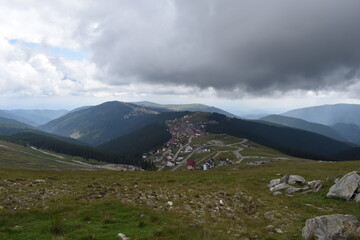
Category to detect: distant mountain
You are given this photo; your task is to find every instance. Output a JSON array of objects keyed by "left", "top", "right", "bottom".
[
  {"left": 0, "top": 116, "right": 32, "bottom": 128},
  {"left": 206, "top": 113, "right": 354, "bottom": 159},
  {"left": 40, "top": 101, "right": 188, "bottom": 146},
  {"left": 331, "top": 123, "right": 360, "bottom": 145},
  {"left": 0, "top": 110, "right": 35, "bottom": 125},
  {"left": 282, "top": 104, "right": 360, "bottom": 126},
  {"left": 241, "top": 113, "right": 269, "bottom": 120},
  {"left": 134, "top": 101, "right": 238, "bottom": 118},
  {"left": 7, "top": 109, "right": 68, "bottom": 126},
  {"left": 260, "top": 115, "right": 345, "bottom": 141}
]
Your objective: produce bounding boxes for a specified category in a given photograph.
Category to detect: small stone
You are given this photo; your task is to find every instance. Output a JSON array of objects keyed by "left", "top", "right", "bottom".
[
  {"left": 275, "top": 228, "right": 283, "bottom": 234},
  {"left": 265, "top": 225, "right": 274, "bottom": 229},
  {"left": 34, "top": 179, "right": 46, "bottom": 183},
  {"left": 117, "top": 233, "right": 130, "bottom": 240},
  {"left": 272, "top": 191, "right": 282, "bottom": 196},
  {"left": 166, "top": 201, "right": 173, "bottom": 207},
  {"left": 219, "top": 200, "right": 224, "bottom": 205}
]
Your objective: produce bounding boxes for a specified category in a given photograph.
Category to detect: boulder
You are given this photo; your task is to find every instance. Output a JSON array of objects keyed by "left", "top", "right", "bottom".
[
  {"left": 302, "top": 214, "right": 360, "bottom": 240},
  {"left": 280, "top": 175, "right": 289, "bottom": 184},
  {"left": 268, "top": 178, "right": 281, "bottom": 188},
  {"left": 288, "top": 175, "right": 307, "bottom": 185},
  {"left": 327, "top": 171, "right": 360, "bottom": 200},
  {"left": 270, "top": 183, "right": 290, "bottom": 192}
]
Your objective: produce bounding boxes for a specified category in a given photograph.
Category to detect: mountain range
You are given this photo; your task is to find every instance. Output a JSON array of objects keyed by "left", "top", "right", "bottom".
[
  {"left": 282, "top": 103, "right": 360, "bottom": 126},
  {"left": 1, "top": 101, "right": 360, "bottom": 167}
]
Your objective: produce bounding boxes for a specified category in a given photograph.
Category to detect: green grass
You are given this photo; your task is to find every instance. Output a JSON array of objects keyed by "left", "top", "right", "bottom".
[
  {"left": 0, "top": 141, "right": 105, "bottom": 171},
  {"left": 0, "top": 159, "right": 359, "bottom": 239}
]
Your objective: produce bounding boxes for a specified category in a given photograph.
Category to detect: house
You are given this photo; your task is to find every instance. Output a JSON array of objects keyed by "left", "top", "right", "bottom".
[
  {"left": 187, "top": 160, "right": 196, "bottom": 170},
  {"left": 202, "top": 158, "right": 215, "bottom": 170},
  {"left": 184, "top": 146, "right": 193, "bottom": 153}
]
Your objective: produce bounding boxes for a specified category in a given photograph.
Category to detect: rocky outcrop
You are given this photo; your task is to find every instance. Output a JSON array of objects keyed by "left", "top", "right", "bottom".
[
  {"left": 268, "top": 174, "right": 322, "bottom": 194},
  {"left": 302, "top": 214, "right": 360, "bottom": 240},
  {"left": 327, "top": 171, "right": 360, "bottom": 201}
]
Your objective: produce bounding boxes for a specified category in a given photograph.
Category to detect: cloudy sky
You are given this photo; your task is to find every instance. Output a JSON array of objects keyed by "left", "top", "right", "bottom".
[{"left": 1, "top": 0, "right": 360, "bottom": 115}]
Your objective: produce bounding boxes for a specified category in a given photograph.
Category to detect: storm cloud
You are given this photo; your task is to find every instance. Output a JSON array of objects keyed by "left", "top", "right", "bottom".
[{"left": 82, "top": 0, "right": 360, "bottom": 96}]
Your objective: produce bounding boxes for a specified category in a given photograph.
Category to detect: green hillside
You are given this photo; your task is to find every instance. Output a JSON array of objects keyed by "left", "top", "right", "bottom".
[
  {"left": 206, "top": 113, "right": 354, "bottom": 159},
  {"left": 40, "top": 101, "right": 185, "bottom": 145}
]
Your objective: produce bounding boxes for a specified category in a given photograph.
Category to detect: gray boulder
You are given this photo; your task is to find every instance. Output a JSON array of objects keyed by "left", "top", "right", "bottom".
[
  {"left": 302, "top": 214, "right": 360, "bottom": 240},
  {"left": 268, "top": 178, "right": 281, "bottom": 188},
  {"left": 288, "top": 175, "right": 307, "bottom": 185},
  {"left": 327, "top": 171, "right": 360, "bottom": 200},
  {"left": 286, "top": 186, "right": 309, "bottom": 194},
  {"left": 270, "top": 183, "right": 290, "bottom": 192}
]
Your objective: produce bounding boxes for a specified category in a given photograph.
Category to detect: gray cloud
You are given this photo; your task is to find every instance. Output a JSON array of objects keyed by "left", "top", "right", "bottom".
[{"left": 79, "top": 0, "right": 360, "bottom": 96}]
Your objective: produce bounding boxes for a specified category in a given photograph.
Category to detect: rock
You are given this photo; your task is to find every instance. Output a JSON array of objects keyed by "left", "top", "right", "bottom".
[
  {"left": 270, "top": 183, "right": 290, "bottom": 192},
  {"left": 268, "top": 179, "right": 281, "bottom": 188},
  {"left": 117, "top": 233, "right": 130, "bottom": 240},
  {"left": 326, "top": 171, "right": 360, "bottom": 200},
  {"left": 308, "top": 180, "right": 323, "bottom": 192},
  {"left": 219, "top": 200, "right": 224, "bottom": 206},
  {"left": 302, "top": 214, "right": 360, "bottom": 240},
  {"left": 280, "top": 175, "right": 289, "bottom": 184},
  {"left": 272, "top": 191, "right": 282, "bottom": 196},
  {"left": 275, "top": 228, "right": 283, "bottom": 234},
  {"left": 265, "top": 225, "right": 274, "bottom": 229},
  {"left": 166, "top": 201, "right": 173, "bottom": 207},
  {"left": 288, "top": 175, "right": 307, "bottom": 185},
  {"left": 34, "top": 179, "right": 46, "bottom": 183}
]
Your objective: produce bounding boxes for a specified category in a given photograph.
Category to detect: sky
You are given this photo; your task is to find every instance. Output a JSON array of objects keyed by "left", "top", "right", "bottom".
[{"left": 1, "top": 0, "right": 360, "bottom": 116}]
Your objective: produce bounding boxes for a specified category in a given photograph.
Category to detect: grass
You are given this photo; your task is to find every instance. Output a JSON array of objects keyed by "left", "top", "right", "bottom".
[
  {"left": 0, "top": 159, "right": 359, "bottom": 239},
  {"left": 0, "top": 141, "right": 104, "bottom": 171},
  {"left": 1, "top": 135, "right": 360, "bottom": 239}
]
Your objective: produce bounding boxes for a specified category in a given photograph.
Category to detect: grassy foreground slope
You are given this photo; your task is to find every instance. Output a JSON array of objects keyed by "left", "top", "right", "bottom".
[
  {"left": 0, "top": 140, "right": 120, "bottom": 171},
  {"left": 0, "top": 159, "right": 359, "bottom": 240}
]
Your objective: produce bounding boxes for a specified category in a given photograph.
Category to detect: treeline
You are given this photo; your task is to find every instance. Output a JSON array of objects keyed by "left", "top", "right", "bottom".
[
  {"left": 0, "top": 132, "right": 155, "bottom": 170},
  {"left": 206, "top": 113, "right": 353, "bottom": 161},
  {"left": 99, "top": 122, "right": 171, "bottom": 157},
  {"left": 332, "top": 147, "right": 360, "bottom": 161}
]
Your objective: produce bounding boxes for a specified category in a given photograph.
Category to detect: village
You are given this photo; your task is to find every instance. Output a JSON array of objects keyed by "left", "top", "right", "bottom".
[{"left": 142, "top": 114, "right": 233, "bottom": 171}]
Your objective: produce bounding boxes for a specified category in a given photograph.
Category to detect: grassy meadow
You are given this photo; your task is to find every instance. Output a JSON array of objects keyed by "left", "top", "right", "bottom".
[{"left": 0, "top": 158, "right": 359, "bottom": 239}]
